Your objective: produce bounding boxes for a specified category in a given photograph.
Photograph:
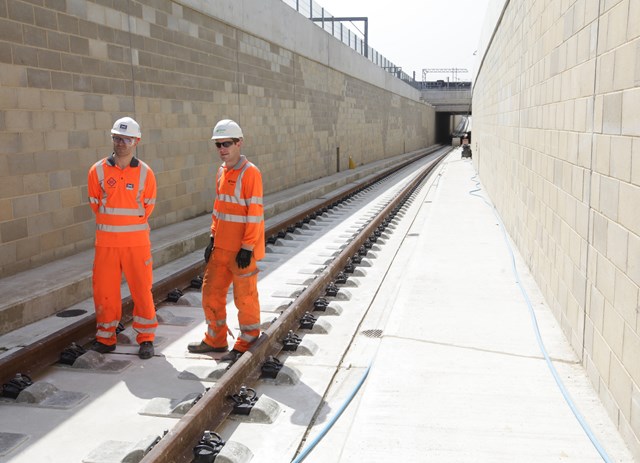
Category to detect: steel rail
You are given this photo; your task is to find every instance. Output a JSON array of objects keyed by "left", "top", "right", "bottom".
[
  {"left": 0, "top": 146, "right": 442, "bottom": 387},
  {"left": 142, "top": 149, "right": 449, "bottom": 462}
]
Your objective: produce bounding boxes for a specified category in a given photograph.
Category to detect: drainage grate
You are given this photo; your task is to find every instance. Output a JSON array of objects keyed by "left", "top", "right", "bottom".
[
  {"left": 360, "top": 329, "right": 383, "bottom": 338},
  {"left": 56, "top": 309, "right": 87, "bottom": 318}
]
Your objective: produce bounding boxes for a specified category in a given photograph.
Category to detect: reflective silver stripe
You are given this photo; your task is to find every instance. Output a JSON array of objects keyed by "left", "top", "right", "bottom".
[
  {"left": 239, "top": 332, "right": 259, "bottom": 343},
  {"left": 96, "top": 330, "right": 116, "bottom": 338},
  {"left": 234, "top": 161, "right": 251, "bottom": 198},
  {"left": 89, "top": 197, "right": 99, "bottom": 204},
  {"left": 137, "top": 161, "right": 148, "bottom": 206},
  {"left": 97, "top": 320, "right": 120, "bottom": 329},
  {"left": 95, "top": 160, "right": 105, "bottom": 184},
  {"left": 205, "top": 318, "right": 227, "bottom": 327},
  {"left": 240, "top": 322, "right": 260, "bottom": 331},
  {"left": 95, "top": 161, "right": 108, "bottom": 211},
  {"left": 134, "top": 162, "right": 151, "bottom": 221},
  {"left": 206, "top": 318, "right": 227, "bottom": 337},
  {"left": 217, "top": 194, "right": 263, "bottom": 206},
  {"left": 212, "top": 211, "right": 264, "bottom": 223},
  {"left": 99, "top": 206, "right": 145, "bottom": 216},
  {"left": 145, "top": 198, "right": 156, "bottom": 204},
  {"left": 145, "top": 257, "right": 152, "bottom": 266},
  {"left": 237, "top": 269, "right": 259, "bottom": 278},
  {"left": 218, "top": 193, "right": 246, "bottom": 205},
  {"left": 97, "top": 223, "right": 150, "bottom": 232},
  {"left": 133, "top": 315, "right": 158, "bottom": 325}
]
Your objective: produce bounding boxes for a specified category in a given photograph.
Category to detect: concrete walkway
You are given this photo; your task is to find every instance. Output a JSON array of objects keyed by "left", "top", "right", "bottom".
[{"left": 300, "top": 152, "right": 635, "bottom": 462}]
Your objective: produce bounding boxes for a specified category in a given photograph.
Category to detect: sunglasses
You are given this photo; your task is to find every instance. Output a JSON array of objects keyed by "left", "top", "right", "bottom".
[
  {"left": 112, "top": 136, "right": 135, "bottom": 145},
  {"left": 214, "top": 141, "right": 236, "bottom": 149}
]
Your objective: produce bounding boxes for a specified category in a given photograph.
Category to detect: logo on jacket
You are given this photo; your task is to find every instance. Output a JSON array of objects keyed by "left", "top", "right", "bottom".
[
  {"left": 106, "top": 177, "right": 117, "bottom": 187},
  {"left": 126, "top": 183, "right": 134, "bottom": 190}
]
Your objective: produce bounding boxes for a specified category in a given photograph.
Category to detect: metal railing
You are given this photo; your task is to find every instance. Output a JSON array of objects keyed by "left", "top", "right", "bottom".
[
  {"left": 421, "top": 81, "right": 472, "bottom": 89},
  {"left": 281, "top": 0, "right": 416, "bottom": 85}
]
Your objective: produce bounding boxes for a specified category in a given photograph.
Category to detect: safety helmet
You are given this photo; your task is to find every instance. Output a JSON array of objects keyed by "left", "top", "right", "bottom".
[
  {"left": 111, "top": 117, "right": 141, "bottom": 138},
  {"left": 211, "top": 119, "right": 243, "bottom": 139}
]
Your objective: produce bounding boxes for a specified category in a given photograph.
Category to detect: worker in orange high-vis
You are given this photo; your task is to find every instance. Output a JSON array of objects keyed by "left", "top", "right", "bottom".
[
  {"left": 87, "top": 116, "right": 158, "bottom": 360},
  {"left": 188, "top": 119, "right": 265, "bottom": 364}
]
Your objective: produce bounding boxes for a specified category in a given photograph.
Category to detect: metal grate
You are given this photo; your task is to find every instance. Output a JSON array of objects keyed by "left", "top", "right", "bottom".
[
  {"left": 360, "top": 329, "right": 383, "bottom": 338},
  {"left": 56, "top": 309, "right": 87, "bottom": 318}
]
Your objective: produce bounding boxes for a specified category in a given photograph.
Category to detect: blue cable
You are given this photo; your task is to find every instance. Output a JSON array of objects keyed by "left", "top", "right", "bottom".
[
  {"left": 469, "top": 175, "right": 613, "bottom": 463},
  {"left": 291, "top": 363, "right": 371, "bottom": 463}
]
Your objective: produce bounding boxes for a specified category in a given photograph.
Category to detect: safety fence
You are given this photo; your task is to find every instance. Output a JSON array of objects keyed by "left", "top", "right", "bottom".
[{"left": 281, "top": 0, "right": 416, "bottom": 85}]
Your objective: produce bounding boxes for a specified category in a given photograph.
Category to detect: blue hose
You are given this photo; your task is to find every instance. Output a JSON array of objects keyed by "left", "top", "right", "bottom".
[
  {"left": 291, "top": 363, "right": 371, "bottom": 463},
  {"left": 469, "top": 176, "right": 613, "bottom": 463}
]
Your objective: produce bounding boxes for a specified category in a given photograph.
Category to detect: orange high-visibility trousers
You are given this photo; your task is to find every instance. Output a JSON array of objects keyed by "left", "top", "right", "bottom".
[
  {"left": 92, "top": 246, "right": 157, "bottom": 345},
  {"left": 201, "top": 248, "right": 260, "bottom": 352}
]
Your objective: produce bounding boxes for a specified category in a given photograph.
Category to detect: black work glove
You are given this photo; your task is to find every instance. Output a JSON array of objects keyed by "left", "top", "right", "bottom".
[
  {"left": 235, "top": 249, "right": 252, "bottom": 269},
  {"left": 204, "top": 236, "right": 214, "bottom": 263}
]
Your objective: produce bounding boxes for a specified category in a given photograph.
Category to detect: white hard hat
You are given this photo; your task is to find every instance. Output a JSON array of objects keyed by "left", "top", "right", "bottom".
[
  {"left": 211, "top": 119, "right": 243, "bottom": 139},
  {"left": 111, "top": 117, "right": 141, "bottom": 138}
]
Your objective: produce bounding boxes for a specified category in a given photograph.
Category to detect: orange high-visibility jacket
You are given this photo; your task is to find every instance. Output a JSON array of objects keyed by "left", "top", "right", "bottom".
[
  {"left": 88, "top": 155, "right": 157, "bottom": 247},
  {"left": 211, "top": 156, "right": 265, "bottom": 260}
]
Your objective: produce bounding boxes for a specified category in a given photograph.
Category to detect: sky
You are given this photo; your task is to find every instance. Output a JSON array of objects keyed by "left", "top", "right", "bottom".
[{"left": 311, "top": 0, "right": 491, "bottom": 82}]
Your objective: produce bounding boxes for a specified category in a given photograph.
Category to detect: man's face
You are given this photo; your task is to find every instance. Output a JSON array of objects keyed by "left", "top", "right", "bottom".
[
  {"left": 215, "top": 138, "right": 242, "bottom": 166},
  {"left": 111, "top": 135, "right": 138, "bottom": 156}
]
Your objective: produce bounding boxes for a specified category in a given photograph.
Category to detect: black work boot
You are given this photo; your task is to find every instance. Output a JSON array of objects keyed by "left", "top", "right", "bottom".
[
  {"left": 219, "top": 349, "right": 243, "bottom": 363},
  {"left": 89, "top": 341, "right": 116, "bottom": 354},
  {"left": 187, "top": 341, "right": 228, "bottom": 354},
  {"left": 138, "top": 341, "right": 154, "bottom": 359}
]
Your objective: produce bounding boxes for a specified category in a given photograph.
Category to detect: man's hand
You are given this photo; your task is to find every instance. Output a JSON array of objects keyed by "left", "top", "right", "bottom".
[
  {"left": 235, "top": 249, "right": 252, "bottom": 269},
  {"left": 204, "top": 236, "right": 214, "bottom": 263}
]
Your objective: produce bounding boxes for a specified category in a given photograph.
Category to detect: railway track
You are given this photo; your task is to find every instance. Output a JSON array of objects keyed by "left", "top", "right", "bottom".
[{"left": 0, "top": 147, "right": 449, "bottom": 463}]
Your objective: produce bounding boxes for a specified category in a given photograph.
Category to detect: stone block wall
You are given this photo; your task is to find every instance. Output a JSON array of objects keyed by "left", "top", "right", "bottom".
[
  {"left": 473, "top": 0, "right": 640, "bottom": 456},
  {"left": 0, "top": 0, "right": 435, "bottom": 277}
]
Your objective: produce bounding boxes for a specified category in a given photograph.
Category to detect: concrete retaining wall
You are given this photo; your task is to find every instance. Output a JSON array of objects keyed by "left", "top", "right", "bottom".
[
  {"left": 0, "top": 0, "right": 435, "bottom": 277},
  {"left": 473, "top": 0, "right": 640, "bottom": 456}
]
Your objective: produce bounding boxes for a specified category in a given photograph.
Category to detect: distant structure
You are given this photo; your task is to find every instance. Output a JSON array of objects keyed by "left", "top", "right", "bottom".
[
  {"left": 422, "top": 67, "right": 469, "bottom": 83},
  {"left": 416, "top": 69, "right": 472, "bottom": 143}
]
